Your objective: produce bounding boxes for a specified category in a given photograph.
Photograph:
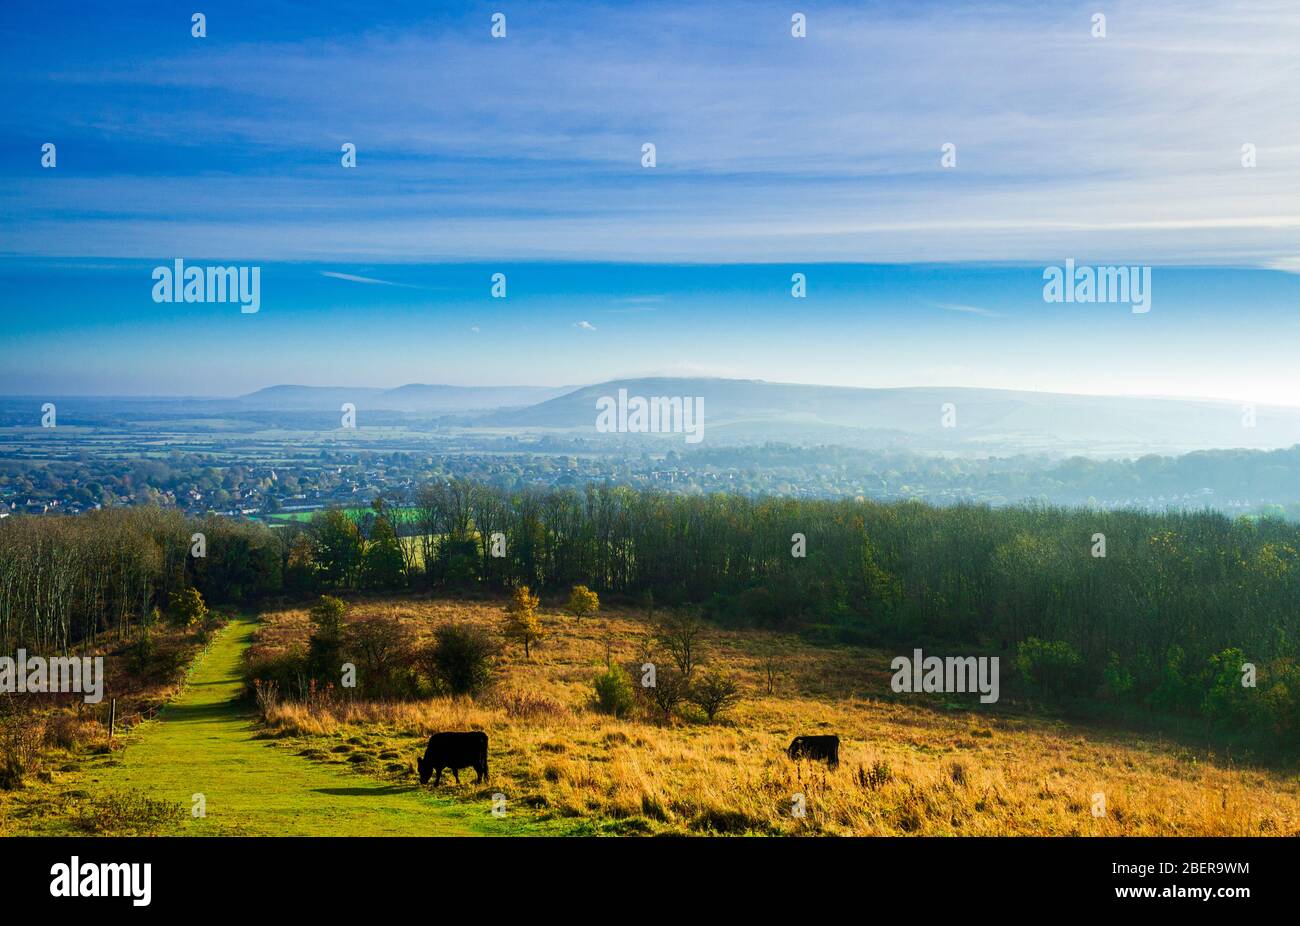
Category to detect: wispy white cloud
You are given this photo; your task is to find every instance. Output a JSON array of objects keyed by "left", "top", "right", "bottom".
[
  {"left": 574, "top": 320, "right": 597, "bottom": 331},
  {"left": 604, "top": 303, "right": 662, "bottom": 314},
  {"left": 319, "top": 271, "right": 420, "bottom": 287},
  {"left": 933, "top": 302, "right": 1003, "bottom": 318}
]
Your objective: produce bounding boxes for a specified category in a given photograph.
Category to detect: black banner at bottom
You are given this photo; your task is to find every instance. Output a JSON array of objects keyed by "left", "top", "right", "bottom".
[{"left": 0, "top": 836, "right": 1282, "bottom": 912}]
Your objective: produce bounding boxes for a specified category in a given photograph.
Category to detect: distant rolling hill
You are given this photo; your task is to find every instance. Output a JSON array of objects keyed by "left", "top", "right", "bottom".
[
  {"left": 479, "top": 377, "right": 1300, "bottom": 456},
  {"left": 10, "top": 378, "right": 1300, "bottom": 457}
]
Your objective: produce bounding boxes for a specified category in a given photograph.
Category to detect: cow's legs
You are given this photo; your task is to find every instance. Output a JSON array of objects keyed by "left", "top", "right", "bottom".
[
  {"left": 452, "top": 768, "right": 461, "bottom": 784},
  {"left": 434, "top": 767, "right": 443, "bottom": 786}
]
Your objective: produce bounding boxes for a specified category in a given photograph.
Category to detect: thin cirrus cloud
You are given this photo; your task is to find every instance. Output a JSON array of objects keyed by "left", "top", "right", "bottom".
[
  {"left": 1, "top": 0, "right": 1298, "bottom": 264},
  {"left": 932, "top": 302, "right": 1003, "bottom": 319},
  {"left": 319, "top": 271, "right": 422, "bottom": 287}
]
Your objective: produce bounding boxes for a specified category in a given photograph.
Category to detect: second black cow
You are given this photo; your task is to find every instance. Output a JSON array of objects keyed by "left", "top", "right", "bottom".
[
  {"left": 787, "top": 734, "right": 840, "bottom": 768},
  {"left": 417, "top": 731, "right": 489, "bottom": 786}
]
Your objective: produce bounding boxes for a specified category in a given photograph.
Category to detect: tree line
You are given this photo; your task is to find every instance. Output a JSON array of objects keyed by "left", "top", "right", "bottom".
[
  {"left": 0, "top": 507, "right": 277, "bottom": 654},
  {"left": 2, "top": 481, "right": 1297, "bottom": 735}
]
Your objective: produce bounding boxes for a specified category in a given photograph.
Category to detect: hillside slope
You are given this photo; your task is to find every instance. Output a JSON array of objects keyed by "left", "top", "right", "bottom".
[
  {"left": 250, "top": 597, "right": 1300, "bottom": 836},
  {"left": 481, "top": 377, "right": 1300, "bottom": 455}
]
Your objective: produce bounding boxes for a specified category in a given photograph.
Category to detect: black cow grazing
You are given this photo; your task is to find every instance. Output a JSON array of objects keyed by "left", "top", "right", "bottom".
[
  {"left": 417, "top": 732, "right": 489, "bottom": 786},
  {"left": 787, "top": 735, "right": 840, "bottom": 768}
]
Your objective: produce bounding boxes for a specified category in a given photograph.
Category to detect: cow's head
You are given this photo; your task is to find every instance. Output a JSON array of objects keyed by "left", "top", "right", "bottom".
[{"left": 416, "top": 754, "right": 432, "bottom": 784}]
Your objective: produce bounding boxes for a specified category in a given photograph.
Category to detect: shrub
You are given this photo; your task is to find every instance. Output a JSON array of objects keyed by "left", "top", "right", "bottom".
[
  {"left": 1100, "top": 653, "right": 1134, "bottom": 701},
  {"left": 309, "top": 595, "right": 347, "bottom": 640},
  {"left": 1259, "top": 663, "right": 1300, "bottom": 737},
  {"left": 150, "top": 642, "right": 192, "bottom": 684},
  {"left": 343, "top": 614, "right": 415, "bottom": 698},
  {"left": 592, "top": 666, "right": 635, "bottom": 717},
  {"left": 645, "top": 666, "right": 690, "bottom": 723},
  {"left": 244, "top": 647, "right": 309, "bottom": 701},
  {"left": 855, "top": 760, "right": 894, "bottom": 790},
  {"left": 1201, "top": 648, "right": 1254, "bottom": 725},
  {"left": 1016, "top": 638, "right": 1085, "bottom": 696},
  {"left": 195, "top": 609, "right": 225, "bottom": 644},
  {"left": 689, "top": 670, "right": 742, "bottom": 721},
  {"left": 168, "top": 587, "right": 208, "bottom": 629},
  {"left": 129, "top": 627, "right": 155, "bottom": 676},
  {"left": 0, "top": 712, "right": 44, "bottom": 790},
  {"left": 73, "top": 789, "right": 184, "bottom": 835},
  {"left": 424, "top": 624, "right": 498, "bottom": 696},
  {"left": 43, "top": 712, "right": 84, "bottom": 751},
  {"left": 252, "top": 678, "right": 280, "bottom": 717},
  {"left": 736, "top": 586, "right": 782, "bottom": 627}
]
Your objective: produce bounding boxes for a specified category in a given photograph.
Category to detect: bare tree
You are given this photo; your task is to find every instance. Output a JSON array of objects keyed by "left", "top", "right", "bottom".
[
  {"left": 654, "top": 609, "right": 707, "bottom": 679},
  {"left": 761, "top": 645, "right": 782, "bottom": 695},
  {"left": 413, "top": 486, "right": 442, "bottom": 588},
  {"left": 470, "top": 484, "right": 507, "bottom": 585}
]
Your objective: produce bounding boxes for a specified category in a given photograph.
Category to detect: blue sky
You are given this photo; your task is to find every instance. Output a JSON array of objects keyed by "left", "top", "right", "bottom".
[{"left": 1, "top": 1, "right": 1298, "bottom": 399}]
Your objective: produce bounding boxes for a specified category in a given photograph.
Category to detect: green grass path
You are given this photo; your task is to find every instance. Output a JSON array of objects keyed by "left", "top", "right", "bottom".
[{"left": 82, "top": 617, "right": 496, "bottom": 836}]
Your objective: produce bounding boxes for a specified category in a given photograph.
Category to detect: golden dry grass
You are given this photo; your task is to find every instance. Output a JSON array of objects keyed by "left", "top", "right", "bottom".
[{"left": 252, "top": 596, "right": 1300, "bottom": 836}]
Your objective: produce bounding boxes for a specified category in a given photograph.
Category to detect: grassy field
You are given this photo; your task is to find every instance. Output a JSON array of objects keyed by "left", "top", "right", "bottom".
[
  {"left": 5, "top": 596, "right": 1296, "bottom": 837},
  {"left": 2, "top": 617, "right": 568, "bottom": 836},
  {"left": 264, "top": 506, "right": 416, "bottom": 523},
  {"left": 250, "top": 597, "right": 1300, "bottom": 836},
  {"left": 265, "top": 510, "right": 337, "bottom": 523}
]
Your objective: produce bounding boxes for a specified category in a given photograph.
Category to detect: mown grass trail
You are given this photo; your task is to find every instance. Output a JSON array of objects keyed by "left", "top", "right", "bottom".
[{"left": 78, "top": 617, "right": 504, "bottom": 836}]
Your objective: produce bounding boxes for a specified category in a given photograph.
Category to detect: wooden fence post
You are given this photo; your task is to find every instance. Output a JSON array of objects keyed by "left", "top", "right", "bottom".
[{"left": 108, "top": 697, "right": 116, "bottom": 743}]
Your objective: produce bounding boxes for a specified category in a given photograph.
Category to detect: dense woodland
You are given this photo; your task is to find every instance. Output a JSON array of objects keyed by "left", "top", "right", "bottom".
[{"left": 1, "top": 481, "right": 1297, "bottom": 737}]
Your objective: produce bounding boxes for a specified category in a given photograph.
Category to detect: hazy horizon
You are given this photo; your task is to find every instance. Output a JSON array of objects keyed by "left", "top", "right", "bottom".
[
  {"left": 6, "top": 372, "right": 1300, "bottom": 411},
  {"left": 3, "top": 259, "right": 1299, "bottom": 402}
]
